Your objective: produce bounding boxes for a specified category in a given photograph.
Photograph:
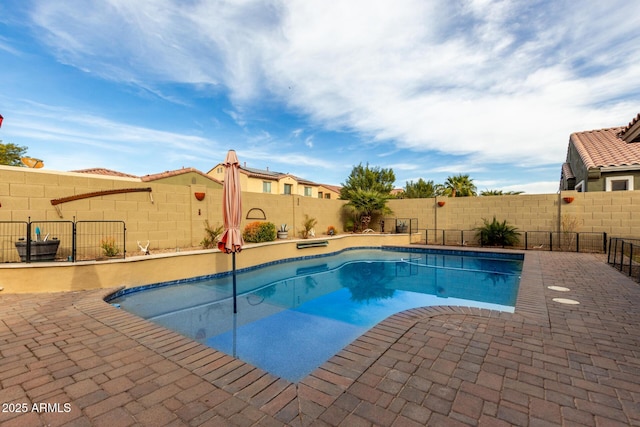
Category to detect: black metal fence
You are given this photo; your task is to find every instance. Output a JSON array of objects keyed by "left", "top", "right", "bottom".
[
  {"left": 0, "top": 220, "right": 126, "bottom": 263},
  {"left": 421, "top": 229, "right": 608, "bottom": 253},
  {"left": 608, "top": 238, "right": 640, "bottom": 283}
]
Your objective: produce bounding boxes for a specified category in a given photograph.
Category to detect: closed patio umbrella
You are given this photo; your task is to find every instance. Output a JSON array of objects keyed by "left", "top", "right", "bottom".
[{"left": 218, "top": 149, "right": 244, "bottom": 313}]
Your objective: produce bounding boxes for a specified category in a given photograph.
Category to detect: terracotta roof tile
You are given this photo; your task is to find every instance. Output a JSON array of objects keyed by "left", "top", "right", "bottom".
[
  {"left": 619, "top": 113, "right": 640, "bottom": 143},
  {"left": 570, "top": 126, "right": 640, "bottom": 169},
  {"left": 140, "top": 167, "right": 222, "bottom": 184},
  {"left": 561, "top": 162, "right": 575, "bottom": 179},
  {"left": 72, "top": 168, "right": 139, "bottom": 178}
]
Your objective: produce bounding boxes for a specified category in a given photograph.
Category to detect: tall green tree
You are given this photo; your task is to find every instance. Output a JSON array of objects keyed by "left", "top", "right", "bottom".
[
  {"left": 0, "top": 141, "right": 28, "bottom": 166},
  {"left": 441, "top": 174, "right": 477, "bottom": 197},
  {"left": 403, "top": 178, "right": 437, "bottom": 198},
  {"left": 480, "top": 189, "right": 524, "bottom": 196},
  {"left": 340, "top": 163, "right": 395, "bottom": 200}
]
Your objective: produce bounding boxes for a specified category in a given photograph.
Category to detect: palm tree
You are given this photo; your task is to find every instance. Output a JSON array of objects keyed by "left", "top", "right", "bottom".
[
  {"left": 344, "top": 188, "right": 392, "bottom": 231},
  {"left": 442, "top": 174, "right": 477, "bottom": 197}
]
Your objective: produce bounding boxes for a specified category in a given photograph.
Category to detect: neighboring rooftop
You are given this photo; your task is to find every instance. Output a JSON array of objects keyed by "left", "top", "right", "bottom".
[
  {"left": 570, "top": 123, "right": 640, "bottom": 169},
  {"left": 71, "top": 168, "right": 139, "bottom": 178},
  {"left": 140, "top": 167, "right": 222, "bottom": 184}
]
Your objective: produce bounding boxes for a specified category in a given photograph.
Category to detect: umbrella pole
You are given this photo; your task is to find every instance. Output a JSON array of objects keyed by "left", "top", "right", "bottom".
[{"left": 232, "top": 252, "right": 237, "bottom": 314}]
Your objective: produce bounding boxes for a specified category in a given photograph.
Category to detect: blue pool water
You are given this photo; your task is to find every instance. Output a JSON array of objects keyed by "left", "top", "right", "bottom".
[{"left": 108, "top": 247, "right": 522, "bottom": 382}]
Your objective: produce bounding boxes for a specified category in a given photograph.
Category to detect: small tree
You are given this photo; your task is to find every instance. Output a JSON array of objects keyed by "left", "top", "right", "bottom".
[
  {"left": 0, "top": 141, "right": 28, "bottom": 166},
  {"left": 300, "top": 215, "right": 318, "bottom": 239},
  {"left": 403, "top": 178, "right": 437, "bottom": 198}
]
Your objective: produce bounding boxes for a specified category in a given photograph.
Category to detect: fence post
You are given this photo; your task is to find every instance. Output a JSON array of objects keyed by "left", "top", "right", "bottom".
[
  {"left": 630, "top": 244, "right": 634, "bottom": 277},
  {"left": 72, "top": 221, "right": 77, "bottom": 262},
  {"left": 525, "top": 232, "right": 528, "bottom": 250},
  {"left": 603, "top": 232, "right": 607, "bottom": 254},
  {"left": 576, "top": 233, "right": 580, "bottom": 253},
  {"left": 620, "top": 241, "right": 625, "bottom": 271},
  {"left": 123, "top": 223, "right": 127, "bottom": 259},
  {"left": 26, "top": 221, "right": 31, "bottom": 264},
  {"left": 549, "top": 232, "right": 553, "bottom": 252}
]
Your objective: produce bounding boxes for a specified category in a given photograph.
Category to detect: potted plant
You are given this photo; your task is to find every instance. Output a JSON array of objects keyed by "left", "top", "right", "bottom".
[
  {"left": 327, "top": 225, "right": 337, "bottom": 236},
  {"left": 15, "top": 236, "right": 60, "bottom": 262},
  {"left": 277, "top": 224, "right": 289, "bottom": 239}
]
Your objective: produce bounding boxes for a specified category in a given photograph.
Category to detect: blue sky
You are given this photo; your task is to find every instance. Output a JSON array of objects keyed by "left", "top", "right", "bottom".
[{"left": 1, "top": 1, "right": 638, "bottom": 194}]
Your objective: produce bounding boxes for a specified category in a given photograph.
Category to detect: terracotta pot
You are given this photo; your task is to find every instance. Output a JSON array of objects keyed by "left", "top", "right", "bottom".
[
  {"left": 437, "top": 201, "right": 446, "bottom": 207},
  {"left": 194, "top": 192, "right": 205, "bottom": 201},
  {"left": 563, "top": 197, "right": 574, "bottom": 204}
]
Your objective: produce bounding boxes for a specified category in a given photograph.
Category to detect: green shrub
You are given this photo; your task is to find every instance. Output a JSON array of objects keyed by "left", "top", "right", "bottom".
[
  {"left": 100, "top": 237, "right": 120, "bottom": 257},
  {"left": 475, "top": 216, "right": 520, "bottom": 247},
  {"left": 201, "top": 220, "right": 224, "bottom": 249},
  {"left": 243, "top": 221, "right": 276, "bottom": 243}
]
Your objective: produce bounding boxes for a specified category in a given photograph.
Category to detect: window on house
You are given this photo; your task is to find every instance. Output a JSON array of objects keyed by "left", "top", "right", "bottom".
[
  {"left": 284, "top": 184, "right": 292, "bottom": 195},
  {"left": 325, "top": 193, "right": 331, "bottom": 199},
  {"left": 605, "top": 176, "right": 634, "bottom": 191},
  {"left": 263, "top": 182, "right": 271, "bottom": 193},
  {"left": 318, "top": 192, "right": 323, "bottom": 198},
  {"left": 304, "top": 186, "right": 312, "bottom": 196}
]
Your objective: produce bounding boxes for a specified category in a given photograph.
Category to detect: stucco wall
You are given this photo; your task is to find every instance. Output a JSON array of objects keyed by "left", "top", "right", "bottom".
[{"left": 0, "top": 234, "right": 408, "bottom": 293}]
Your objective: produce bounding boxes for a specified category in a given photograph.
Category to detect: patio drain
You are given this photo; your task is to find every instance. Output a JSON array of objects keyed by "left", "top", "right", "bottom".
[
  {"left": 548, "top": 286, "right": 571, "bottom": 292},
  {"left": 552, "top": 298, "right": 580, "bottom": 305}
]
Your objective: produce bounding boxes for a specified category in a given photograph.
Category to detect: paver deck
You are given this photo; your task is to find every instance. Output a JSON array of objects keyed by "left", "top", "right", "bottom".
[{"left": 1, "top": 250, "right": 639, "bottom": 426}]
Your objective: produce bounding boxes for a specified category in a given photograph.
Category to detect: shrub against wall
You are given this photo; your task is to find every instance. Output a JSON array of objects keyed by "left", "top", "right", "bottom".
[{"left": 243, "top": 221, "right": 276, "bottom": 243}]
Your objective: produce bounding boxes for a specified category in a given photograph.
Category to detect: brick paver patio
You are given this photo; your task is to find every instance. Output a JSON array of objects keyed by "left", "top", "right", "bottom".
[{"left": 1, "top": 250, "right": 639, "bottom": 426}]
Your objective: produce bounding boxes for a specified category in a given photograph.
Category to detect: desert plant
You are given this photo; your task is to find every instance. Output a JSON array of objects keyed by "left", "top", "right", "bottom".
[
  {"left": 201, "top": 220, "right": 224, "bottom": 249},
  {"left": 243, "top": 221, "right": 276, "bottom": 243},
  {"left": 327, "top": 225, "right": 337, "bottom": 236},
  {"left": 100, "top": 237, "right": 120, "bottom": 257},
  {"left": 475, "top": 217, "right": 520, "bottom": 247},
  {"left": 300, "top": 215, "right": 318, "bottom": 239},
  {"left": 278, "top": 224, "right": 288, "bottom": 232}
]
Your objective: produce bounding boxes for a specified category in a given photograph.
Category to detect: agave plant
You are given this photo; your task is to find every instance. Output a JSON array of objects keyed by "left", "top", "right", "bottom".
[{"left": 475, "top": 216, "right": 520, "bottom": 247}]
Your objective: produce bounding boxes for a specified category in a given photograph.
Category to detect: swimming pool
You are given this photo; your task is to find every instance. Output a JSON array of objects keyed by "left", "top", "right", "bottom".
[{"left": 108, "top": 247, "right": 522, "bottom": 382}]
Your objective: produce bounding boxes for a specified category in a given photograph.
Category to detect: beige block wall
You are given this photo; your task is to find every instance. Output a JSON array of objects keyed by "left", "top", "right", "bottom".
[
  {"left": 1, "top": 165, "right": 639, "bottom": 263},
  {"left": 388, "top": 190, "right": 640, "bottom": 237}
]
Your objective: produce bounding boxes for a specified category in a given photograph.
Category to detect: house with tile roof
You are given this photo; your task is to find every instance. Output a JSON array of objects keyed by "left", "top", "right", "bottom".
[
  {"left": 560, "top": 113, "right": 640, "bottom": 192},
  {"left": 73, "top": 167, "right": 223, "bottom": 188},
  {"left": 207, "top": 162, "right": 340, "bottom": 199}
]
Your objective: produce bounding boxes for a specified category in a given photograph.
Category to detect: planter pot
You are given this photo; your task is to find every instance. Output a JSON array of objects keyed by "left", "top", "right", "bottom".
[
  {"left": 15, "top": 239, "right": 60, "bottom": 262},
  {"left": 194, "top": 192, "right": 205, "bottom": 201},
  {"left": 563, "top": 197, "right": 574, "bottom": 204},
  {"left": 277, "top": 231, "right": 289, "bottom": 239},
  {"left": 437, "top": 201, "right": 446, "bottom": 207}
]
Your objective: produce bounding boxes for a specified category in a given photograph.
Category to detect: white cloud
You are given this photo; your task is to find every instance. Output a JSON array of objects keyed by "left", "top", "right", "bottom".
[{"left": 26, "top": 0, "right": 640, "bottom": 175}]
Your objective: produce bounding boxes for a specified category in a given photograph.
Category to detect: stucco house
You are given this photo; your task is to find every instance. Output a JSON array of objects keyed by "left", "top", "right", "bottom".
[
  {"left": 207, "top": 163, "right": 340, "bottom": 199},
  {"left": 560, "top": 113, "right": 640, "bottom": 192}
]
